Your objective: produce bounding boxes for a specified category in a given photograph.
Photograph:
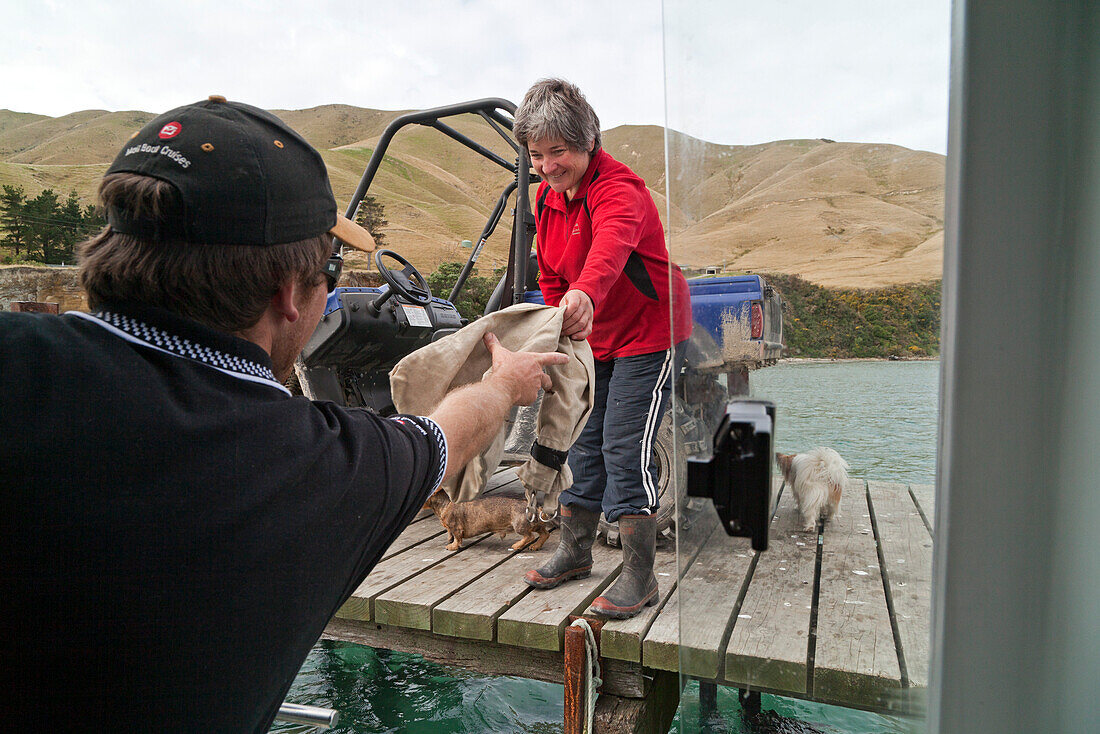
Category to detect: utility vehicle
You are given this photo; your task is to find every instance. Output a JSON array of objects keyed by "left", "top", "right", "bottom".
[{"left": 294, "top": 98, "right": 782, "bottom": 544}]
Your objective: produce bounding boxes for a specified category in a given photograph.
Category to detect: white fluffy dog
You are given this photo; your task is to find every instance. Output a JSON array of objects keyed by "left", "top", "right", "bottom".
[{"left": 775, "top": 448, "right": 850, "bottom": 531}]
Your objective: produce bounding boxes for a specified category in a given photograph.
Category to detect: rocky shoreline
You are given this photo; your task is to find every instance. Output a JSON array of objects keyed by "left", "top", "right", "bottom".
[{"left": 779, "top": 356, "right": 940, "bottom": 364}]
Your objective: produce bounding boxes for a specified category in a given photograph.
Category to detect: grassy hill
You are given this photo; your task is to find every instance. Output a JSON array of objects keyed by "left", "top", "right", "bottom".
[
  {"left": 0, "top": 110, "right": 50, "bottom": 137},
  {"left": 0, "top": 104, "right": 944, "bottom": 286},
  {"left": 610, "top": 128, "right": 945, "bottom": 287},
  {"left": 0, "top": 109, "right": 154, "bottom": 164}
]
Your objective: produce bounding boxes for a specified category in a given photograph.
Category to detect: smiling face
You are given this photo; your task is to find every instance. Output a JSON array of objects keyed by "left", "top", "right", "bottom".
[{"left": 527, "top": 136, "right": 593, "bottom": 200}]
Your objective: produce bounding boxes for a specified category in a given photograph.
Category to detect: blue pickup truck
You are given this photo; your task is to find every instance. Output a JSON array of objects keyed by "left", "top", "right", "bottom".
[
  {"left": 684, "top": 273, "right": 784, "bottom": 370},
  {"left": 295, "top": 99, "right": 784, "bottom": 542},
  {"left": 523, "top": 272, "right": 783, "bottom": 373}
]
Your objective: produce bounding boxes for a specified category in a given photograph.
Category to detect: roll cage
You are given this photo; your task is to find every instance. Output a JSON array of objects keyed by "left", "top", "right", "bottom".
[{"left": 335, "top": 98, "right": 537, "bottom": 315}]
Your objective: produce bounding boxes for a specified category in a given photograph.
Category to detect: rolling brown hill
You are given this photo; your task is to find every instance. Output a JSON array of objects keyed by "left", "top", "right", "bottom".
[
  {"left": 0, "top": 104, "right": 944, "bottom": 287},
  {"left": 0, "top": 110, "right": 51, "bottom": 137}
]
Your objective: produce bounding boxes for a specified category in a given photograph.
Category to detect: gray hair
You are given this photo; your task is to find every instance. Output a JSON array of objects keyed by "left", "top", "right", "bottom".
[{"left": 513, "top": 78, "right": 601, "bottom": 154}]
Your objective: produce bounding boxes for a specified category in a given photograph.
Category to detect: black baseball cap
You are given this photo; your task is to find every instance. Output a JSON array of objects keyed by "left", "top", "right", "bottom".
[{"left": 105, "top": 95, "right": 375, "bottom": 252}]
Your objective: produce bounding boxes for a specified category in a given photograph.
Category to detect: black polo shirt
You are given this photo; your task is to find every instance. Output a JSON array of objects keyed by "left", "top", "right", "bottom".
[{"left": 0, "top": 302, "right": 446, "bottom": 732}]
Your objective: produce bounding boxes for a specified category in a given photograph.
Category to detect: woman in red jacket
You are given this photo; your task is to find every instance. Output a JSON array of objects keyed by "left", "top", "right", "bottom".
[{"left": 516, "top": 78, "right": 692, "bottom": 619}]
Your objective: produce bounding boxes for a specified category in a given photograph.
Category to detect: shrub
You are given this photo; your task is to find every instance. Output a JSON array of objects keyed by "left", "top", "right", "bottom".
[{"left": 767, "top": 273, "right": 941, "bottom": 358}]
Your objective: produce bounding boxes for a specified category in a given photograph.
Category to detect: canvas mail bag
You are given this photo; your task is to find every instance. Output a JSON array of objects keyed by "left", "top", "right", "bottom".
[{"left": 390, "top": 303, "right": 594, "bottom": 515}]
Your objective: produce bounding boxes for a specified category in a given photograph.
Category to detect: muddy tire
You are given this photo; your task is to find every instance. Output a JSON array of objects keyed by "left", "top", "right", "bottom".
[{"left": 598, "top": 412, "right": 685, "bottom": 547}]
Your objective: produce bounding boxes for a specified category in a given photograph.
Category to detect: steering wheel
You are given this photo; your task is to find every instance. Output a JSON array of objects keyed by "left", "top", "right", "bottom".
[{"left": 371, "top": 249, "right": 433, "bottom": 311}]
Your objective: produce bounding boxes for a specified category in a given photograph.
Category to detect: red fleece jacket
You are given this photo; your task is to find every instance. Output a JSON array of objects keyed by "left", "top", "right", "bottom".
[{"left": 534, "top": 149, "right": 692, "bottom": 361}]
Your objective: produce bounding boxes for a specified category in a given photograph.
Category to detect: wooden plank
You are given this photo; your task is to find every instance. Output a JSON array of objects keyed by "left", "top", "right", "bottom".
[
  {"left": 374, "top": 535, "right": 527, "bottom": 630},
  {"left": 593, "top": 670, "right": 680, "bottom": 734},
  {"left": 595, "top": 549, "right": 679, "bottom": 664},
  {"left": 379, "top": 514, "right": 448, "bottom": 561},
  {"left": 641, "top": 532, "right": 755, "bottom": 678},
  {"left": 724, "top": 484, "right": 817, "bottom": 696},
  {"left": 639, "top": 477, "right": 782, "bottom": 677},
  {"left": 431, "top": 548, "right": 545, "bottom": 641},
  {"left": 484, "top": 466, "right": 523, "bottom": 494},
  {"left": 600, "top": 508, "right": 720, "bottom": 663},
  {"left": 867, "top": 481, "right": 933, "bottom": 689},
  {"left": 908, "top": 483, "right": 936, "bottom": 533},
  {"left": 813, "top": 478, "right": 902, "bottom": 709},
  {"left": 323, "top": 617, "right": 650, "bottom": 699},
  {"left": 350, "top": 466, "right": 528, "bottom": 619},
  {"left": 336, "top": 531, "right": 485, "bottom": 622},
  {"left": 496, "top": 540, "right": 622, "bottom": 651},
  {"left": 375, "top": 469, "right": 520, "bottom": 562},
  {"left": 325, "top": 617, "right": 564, "bottom": 685},
  {"left": 770, "top": 475, "right": 784, "bottom": 517}
]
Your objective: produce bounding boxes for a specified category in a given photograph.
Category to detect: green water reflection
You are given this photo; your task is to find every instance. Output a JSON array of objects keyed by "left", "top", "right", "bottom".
[{"left": 279, "top": 641, "right": 919, "bottom": 732}]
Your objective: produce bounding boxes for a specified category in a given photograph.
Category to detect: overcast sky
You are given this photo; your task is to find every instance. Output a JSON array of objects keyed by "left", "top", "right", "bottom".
[{"left": 2, "top": 1, "right": 951, "bottom": 154}]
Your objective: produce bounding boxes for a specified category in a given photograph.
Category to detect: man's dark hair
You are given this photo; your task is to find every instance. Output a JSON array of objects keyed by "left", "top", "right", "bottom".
[{"left": 79, "top": 173, "right": 330, "bottom": 333}]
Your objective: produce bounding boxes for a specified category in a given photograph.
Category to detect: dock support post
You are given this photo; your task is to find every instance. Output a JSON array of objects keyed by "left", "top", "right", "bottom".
[
  {"left": 726, "top": 366, "right": 749, "bottom": 396},
  {"left": 565, "top": 616, "right": 603, "bottom": 734},
  {"left": 739, "top": 688, "right": 761, "bottom": 719},
  {"left": 593, "top": 670, "right": 680, "bottom": 734},
  {"left": 699, "top": 681, "right": 718, "bottom": 720}
]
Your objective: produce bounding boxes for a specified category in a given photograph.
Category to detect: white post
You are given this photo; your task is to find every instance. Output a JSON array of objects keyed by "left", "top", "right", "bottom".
[{"left": 932, "top": 1, "right": 1100, "bottom": 731}]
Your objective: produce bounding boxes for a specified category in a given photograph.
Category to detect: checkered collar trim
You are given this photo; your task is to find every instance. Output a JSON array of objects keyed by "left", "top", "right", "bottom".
[{"left": 71, "top": 309, "right": 290, "bottom": 394}]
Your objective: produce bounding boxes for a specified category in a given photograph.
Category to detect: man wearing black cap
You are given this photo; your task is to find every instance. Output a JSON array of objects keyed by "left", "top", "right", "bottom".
[{"left": 0, "top": 96, "right": 568, "bottom": 731}]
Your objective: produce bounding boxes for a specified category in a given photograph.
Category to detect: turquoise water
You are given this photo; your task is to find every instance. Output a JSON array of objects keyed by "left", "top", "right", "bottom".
[
  {"left": 275, "top": 647, "right": 558, "bottom": 730},
  {"left": 275, "top": 643, "right": 563, "bottom": 733},
  {"left": 278, "top": 642, "right": 919, "bottom": 733},
  {"left": 278, "top": 360, "right": 939, "bottom": 733},
  {"left": 752, "top": 360, "right": 940, "bottom": 485}
]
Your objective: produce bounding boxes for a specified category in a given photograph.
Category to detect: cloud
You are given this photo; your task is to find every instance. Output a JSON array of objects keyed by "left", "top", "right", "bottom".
[
  {"left": 663, "top": 0, "right": 950, "bottom": 152},
  {"left": 1, "top": 0, "right": 948, "bottom": 153}
]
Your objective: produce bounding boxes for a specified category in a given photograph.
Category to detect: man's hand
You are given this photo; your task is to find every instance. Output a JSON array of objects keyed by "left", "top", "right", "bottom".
[
  {"left": 483, "top": 333, "right": 570, "bottom": 405},
  {"left": 560, "top": 289, "right": 594, "bottom": 341},
  {"left": 429, "top": 334, "right": 572, "bottom": 480}
]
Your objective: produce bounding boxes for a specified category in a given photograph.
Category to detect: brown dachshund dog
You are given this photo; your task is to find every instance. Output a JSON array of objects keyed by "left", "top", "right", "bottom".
[{"left": 423, "top": 489, "right": 556, "bottom": 551}]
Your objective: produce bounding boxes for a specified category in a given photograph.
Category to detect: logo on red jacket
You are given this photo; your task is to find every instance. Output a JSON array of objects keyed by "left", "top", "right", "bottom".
[
  {"left": 158, "top": 121, "right": 182, "bottom": 139},
  {"left": 571, "top": 224, "right": 581, "bottom": 237}
]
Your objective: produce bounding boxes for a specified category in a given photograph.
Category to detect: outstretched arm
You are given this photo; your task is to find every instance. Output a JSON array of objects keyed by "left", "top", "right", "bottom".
[{"left": 428, "top": 333, "right": 569, "bottom": 481}]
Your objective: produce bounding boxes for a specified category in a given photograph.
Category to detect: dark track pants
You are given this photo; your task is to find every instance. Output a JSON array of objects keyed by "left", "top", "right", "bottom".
[{"left": 561, "top": 344, "right": 685, "bottom": 522}]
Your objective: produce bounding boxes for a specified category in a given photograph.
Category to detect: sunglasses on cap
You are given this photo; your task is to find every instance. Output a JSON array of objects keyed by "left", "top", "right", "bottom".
[{"left": 321, "top": 252, "right": 343, "bottom": 292}]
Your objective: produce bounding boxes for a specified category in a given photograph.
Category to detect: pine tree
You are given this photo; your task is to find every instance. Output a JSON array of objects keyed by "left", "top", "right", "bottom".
[
  {"left": 57, "top": 191, "right": 84, "bottom": 263},
  {"left": 24, "top": 189, "right": 62, "bottom": 263},
  {"left": 0, "top": 185, "right": 28, "bottom": 257},
  {"left": 82, "top": 203, "right": 106, "bottom": 237},
  {"left": 354, "top": 195, "right": 388, "bottom": 248},
  {"left": 1, "top": 187, "right": 102, "bottom": 264}
]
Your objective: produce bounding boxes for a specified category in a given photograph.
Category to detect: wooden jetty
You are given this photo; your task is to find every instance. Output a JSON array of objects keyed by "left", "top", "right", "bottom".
[{"left": 324, "top": 467, "right": 934, "bottom": 732}]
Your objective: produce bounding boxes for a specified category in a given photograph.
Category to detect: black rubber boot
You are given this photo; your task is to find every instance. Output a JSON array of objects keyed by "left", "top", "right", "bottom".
[
  {"left": 591, "top": 514, "right": 658, "bottom": 619},
  {"left": 524, "top": 505, "right": 599, "bottom": 589}
]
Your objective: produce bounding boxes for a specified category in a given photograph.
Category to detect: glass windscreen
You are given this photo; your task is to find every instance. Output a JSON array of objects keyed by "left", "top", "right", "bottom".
[{"left": 661, "top": 2, "right": 946, "bottom": 731}]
